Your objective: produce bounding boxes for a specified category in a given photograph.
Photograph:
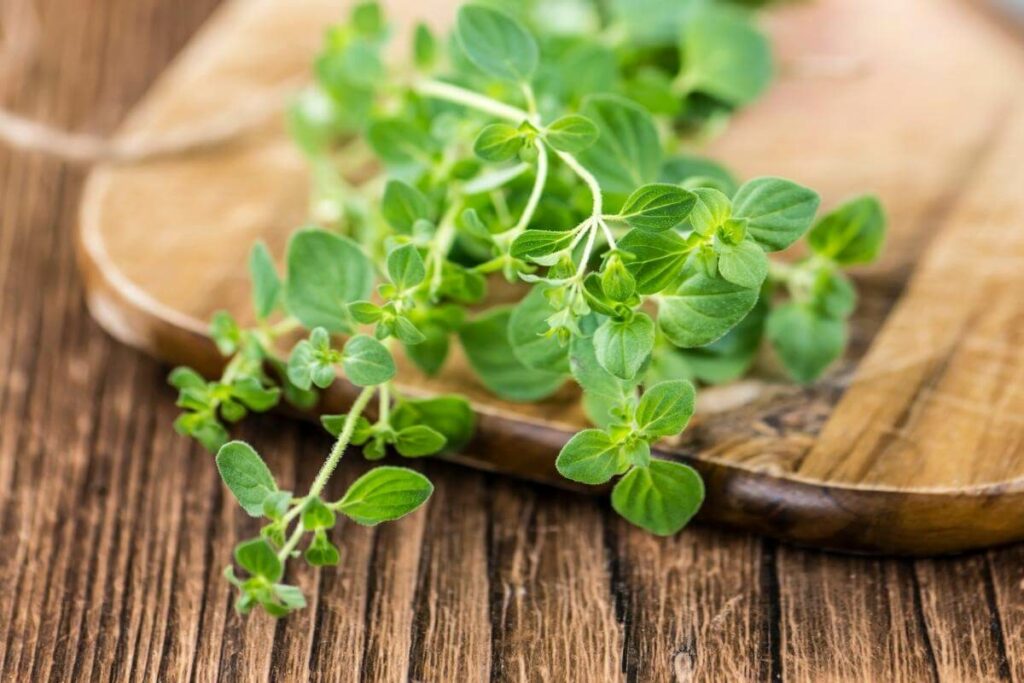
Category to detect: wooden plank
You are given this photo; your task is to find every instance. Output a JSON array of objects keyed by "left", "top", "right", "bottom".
[
  {"left": 611, "top": 522, "right": 774, "bottom": 681},
  {"left": 488, "top": 481, "right": 624, "bottom": 681},
  {"left": 407, "top": 465, "right": 492, "bottom": 681},
  {"left": 914, "top": 555, "right": 1011, "bottom": 681},
  {"left": 988, "top": 545, "right": 1024, "bottom": 682},
  {"left": 776, "top": 548, "right": 936, "bottom": 682}
]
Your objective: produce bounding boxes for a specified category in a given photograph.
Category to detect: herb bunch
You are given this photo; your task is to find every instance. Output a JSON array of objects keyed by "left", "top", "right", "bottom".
[{"left": 170, "top": 0, "right": 886, "bottom": 617}]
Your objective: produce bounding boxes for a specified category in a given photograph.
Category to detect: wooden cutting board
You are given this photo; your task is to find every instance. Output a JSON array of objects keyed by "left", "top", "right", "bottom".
[{"left": 77, "top": 0, "right": 1024, "bottom": 554}]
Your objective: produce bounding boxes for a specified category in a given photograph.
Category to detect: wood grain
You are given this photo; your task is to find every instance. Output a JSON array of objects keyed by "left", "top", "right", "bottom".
[
  {"left": 3, "top": 0, "right": 1024, "bottom": 681},
  {"left": 74, "top": 0, "right": 1024, "bottom": 554}
]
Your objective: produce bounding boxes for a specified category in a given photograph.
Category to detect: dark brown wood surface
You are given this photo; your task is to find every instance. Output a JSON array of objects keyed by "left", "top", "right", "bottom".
[{"left": 3, "top": 0, "right": 1024, "bottom": 681}]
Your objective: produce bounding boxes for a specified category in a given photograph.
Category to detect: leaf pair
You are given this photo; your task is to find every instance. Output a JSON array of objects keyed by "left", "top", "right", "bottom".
[{"left": 288, "top": 328, "right": 395, "bottom": 389}]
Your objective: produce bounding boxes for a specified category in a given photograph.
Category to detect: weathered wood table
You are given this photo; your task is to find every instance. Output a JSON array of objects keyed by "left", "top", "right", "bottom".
[{"left": 1, "top": 0, "right": 1023, "bottom": 680}]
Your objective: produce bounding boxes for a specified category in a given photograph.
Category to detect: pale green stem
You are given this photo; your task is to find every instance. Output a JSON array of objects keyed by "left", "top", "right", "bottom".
[
  {"left": 553, "top": 149, "right": 603, "bottom": 217},
  {"left": 414, "top": 79, "right": 529, "bottom": 122},
  {"left": 503, "top": 141, "right": 548, "bottom": 238},
  {"left": 378, "top": 382, "right": 391, "bottom": 424},
  {"left": 276, "top": 384, "right": 376, "bottom": 560},
  {"left": 428, "top": 199, "right": 463, "bottom": 295}
]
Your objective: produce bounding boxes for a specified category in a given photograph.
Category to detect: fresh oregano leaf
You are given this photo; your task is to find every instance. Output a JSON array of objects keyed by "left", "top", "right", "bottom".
[
  {"left": 508, "top": 286, "right": 571, "bottom": 373},
  {"left": 556, "top": 429, "right": 630, "bottom": 485},
  {"left": 657, "top": 271, "right": 759, "bottom": 347},
  {"left": 234, "top": 538, "right": 283, "bottom": 581},
  {"left": 618, "top": 229, "right": 690, "bottom": 294},
  {"left": 301, "top": 497, "right": 336, "bottom": 531},
  {"left": 715, "top": 237, "right": 768, "bottom": 289},
  {"left": 394, "top": 425, "right": 448, "bottom": 457},
  {"left": 216, "top": 441, "right": 279, "bottom": 517},
  {"left": 473, "top": 123, "right": 524, "bottom": 162},
  {"left": 249, "top": 241, "right": 282, "bottom": 320},
  {"left": 391, "top": 395, "right": 476, "bottom": 450},
  {"left": 808, "top": 195, "right": 886, "bottom": 265},
  {"left": 387, "top": 243, "right": 426, "bottom": 290},
  {"left": 577, "top": 94, "right": 661, "bottom": 194},
  {"left": 679, "top": 5, "right": 772, "bottom": 106},
  {"left": 381, "top": 180, "right": 432, "bottom": 233},
  {"left": 593, "top": 313, "right": 655, "bottom": 380},
  {"left": 636, "top": 380, "right": 696, "bottom": 438},
  {"left": 766, "top": 302, "right": 847, "bottom": 383},
  {"left": 544, "top": 114, "right": 599, "bottom": 153},
  {"left": 285, "top": 228, "right": 374, "bottom": 333},
  {"left": 337, "top": 466, "right": 433, "bottom": 525},
  {"left": 732, "top": 177, "right": 820, "bottom": 252},
  {"left": 611, "top": 460, "right": 705, "bottom": 535},
  {"left": 618, "top": 184, "right": 696, "bottom": 232},
  {"left": 458, "top": 307, "right": 565, "bottom": 402},
  {"left": 342, "top": 335, "right": 396, "bottom": 386},
  {"left": 456, "top": 5, "right": 538, "bottom": 82}
]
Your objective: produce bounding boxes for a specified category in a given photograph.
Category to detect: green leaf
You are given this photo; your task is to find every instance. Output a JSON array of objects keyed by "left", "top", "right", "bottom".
[
  {"left": 556, "top": 429, "right": 629, "bottom": 485},
  {"left": 812, "top": 268, "right": 856, "bottom": 319},
  {"left": 732, "top": 177, "right": 820, "bottom": 252},
  {"left": 459, "top": 307, "right": 565, "bottom": 402},
  {"left": 766, "top": 303, "right": 847, "bottom": 383},
  {"left": 301, "top": 498, "right": 336, "bottom": 531},
  {"left": 285, "top": 228, "right": 374, "bottom": 332},
  {"left": 229, "top": 377, "right": 281, "bottom": 412},
  {"left": 611, "top": 460, "right": 704, "bottom": 535},
  {"left": 387, "top": 244, "right": 426, "bottom": 289},
  {"left": 394, "top": 425, "right": 447, "bottom": 457},
  {"left": 658, "top": 272, "right": 759, "bottom": 348},
  {"left": 688, "top": 187, "right": 732, "bottom": 235},
  {"left": 216, "top": 441, "right": 279, "bottom": 517},
  {"left": 618, "top": 184, "right": 696, "bottom": 232},
  {"left": 391, "top": 396, "right": 476, "bottom": 450},
  {"left": 618, "top": 229, "right": 690, "bottom": 294},
  {"left": 715, "top": 238, "right": 768, "bottom": 288},
  {"left": 210, "top": 311, "right": 242, "bottom": 356},
  {"left": 320, "top": 413, "right": 375, "bottom": 444},
  {"left": 342, "top": 335, "right": 396, "bottom": 386},
  {"left": 677, "top": 298, "right": 766, "bottom": 385},
  {"left": 169, "top": 366, "right": 206, "bottom": 391},
  {"left": 413, "top": 23, "right": 437, "bottom": 69},
  {"left": 544, "top": 114, "right": 599, "bottom": 153},
  {"left": 593, "top": 313, "right": 655, "bottom": 380},
  {"left": 381, "top": 180, "right": 431, "bottom": 233},
  {"left": 287, "top": 328, "right": 337, "bottom": 390},
  {"left": 473, "top": 123, "right": 524, "bottom": 162},
  {"left": 234, "top": 538, "right": 283, "bottom": 581},
  {"left": 508, "top": 287, "right": 570, "bottom": 373},
  {"left": 808, "top": 195, "right": 886, "bottom": 265},
  {"left": 636, "top": 380, "right": 695, "bottom": 438},
  {"left": 402, "top": 320, "right": 448, "bottom": 374},
  {"left": 510, "top": 228, "right": 576, "bottom": 262},
  {"left": 600, "top": 254, "right": 635, "bottom": 302},
  {"left": 249, "top": 242, "right": 281, "bottom": 320},
  {"left": 680, "top": 6, "right": 772, "bottom": 107},
  {"left": 661, "top": 154, "right": 738, "bottom": 195},
  {"left": 577, "top": 94, "right": 661, "bottom": 194},
  {"left": 351, "top": 0, "right": 383, "bottom": 35},
  {"left": 305, "top": 532, "right": 341, "bottom": 567},
  {"left": 367, "top": 118, "right": 437, "bottom": 166},
  {"left": 569, "top": 335, "right": 636, "bottom": 428},
  {"left": 456, "top": 5, "right": 538, "bottom": 82},
  {"left": 337, "top": 466, "right": 433, "bottom": 525}
]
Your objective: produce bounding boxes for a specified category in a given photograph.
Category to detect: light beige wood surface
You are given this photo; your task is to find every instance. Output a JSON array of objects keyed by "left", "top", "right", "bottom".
[{"left": 77, "top": 0, "right": 1024, "bottom": 553}]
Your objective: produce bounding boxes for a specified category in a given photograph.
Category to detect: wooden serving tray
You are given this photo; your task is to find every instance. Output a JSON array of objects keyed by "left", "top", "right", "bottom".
[{"left": 78, "top": 0, "right": 1024, "bottom": 554}]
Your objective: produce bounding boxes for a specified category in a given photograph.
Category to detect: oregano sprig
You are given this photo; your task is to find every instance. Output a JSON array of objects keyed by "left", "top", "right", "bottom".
[{"left": 168, "top": 0, "right": 887, "bottom": 617}]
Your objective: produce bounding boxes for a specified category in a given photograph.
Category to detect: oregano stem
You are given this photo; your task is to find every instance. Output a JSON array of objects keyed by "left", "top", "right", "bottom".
[
  {"left": 504, "top": 141, "right": 548, "bottom": 238},
  {"left": 414, "top": 79, "right": 529, "bottom": 122},
  {"left": 554, "top": 149, "right": 603, "bottom": 217},
  {"left": 308, "top": 385, "right": 376, "bottom": 499}
]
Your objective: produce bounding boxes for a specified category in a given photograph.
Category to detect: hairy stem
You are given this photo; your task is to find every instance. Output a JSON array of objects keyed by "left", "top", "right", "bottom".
[{"left": 504, "top": 141, "right": 548, "bottom": 238}]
